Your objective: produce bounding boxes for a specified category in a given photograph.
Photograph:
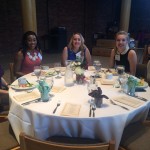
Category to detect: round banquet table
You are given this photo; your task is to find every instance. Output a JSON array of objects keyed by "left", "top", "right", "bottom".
[{"left": 8, "top": 69, "right": 150, "bottom": 150}]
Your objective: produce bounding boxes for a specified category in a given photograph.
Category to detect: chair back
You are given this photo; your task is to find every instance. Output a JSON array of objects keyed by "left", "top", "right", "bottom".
[
  {"left": 19, "top": 132, "right": 115, "bottom": 150},
  {"left": 142, "top": 45, "right": 149, "bottom": 64},
  {"left": 9, "top": 62, "right": 15, "bottom": 83}
]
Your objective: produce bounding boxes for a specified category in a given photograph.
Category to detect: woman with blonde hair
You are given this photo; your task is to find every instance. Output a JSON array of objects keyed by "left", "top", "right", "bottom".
[
  {"left": 61, "top": 33, "right": 92, "bottom": 69},
  {"left": 110, "top": 31, "right": 137, "bottom": 75}
]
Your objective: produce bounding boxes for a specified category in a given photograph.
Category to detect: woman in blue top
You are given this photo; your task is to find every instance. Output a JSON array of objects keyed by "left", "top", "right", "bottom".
[
  {"left": 110, "top": 31, "right": 137, "bottom": 75},
  {"left": 61, "top": 33, "right": 92, "bottom": 69}
]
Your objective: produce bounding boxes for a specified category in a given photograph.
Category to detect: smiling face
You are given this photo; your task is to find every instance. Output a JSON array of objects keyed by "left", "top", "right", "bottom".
[
  {"left": 116, "top": 34, "right": 128, "bottom": 52},
  {"left": 72, "top": 34, "right": 82, "bottom": 50},
  {"left": 26, "top": 35, "right": 37, "bottom": 50}
]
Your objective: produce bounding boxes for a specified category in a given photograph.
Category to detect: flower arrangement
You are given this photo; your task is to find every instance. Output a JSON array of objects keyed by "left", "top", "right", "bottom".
[{"left": 70, "top": 61, "right": 85, "bottom": 84}]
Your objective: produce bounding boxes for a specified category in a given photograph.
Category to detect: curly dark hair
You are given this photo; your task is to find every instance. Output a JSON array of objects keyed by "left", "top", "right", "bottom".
[{"left": 21, "top": 31, "right": 41, "bottom": 57}]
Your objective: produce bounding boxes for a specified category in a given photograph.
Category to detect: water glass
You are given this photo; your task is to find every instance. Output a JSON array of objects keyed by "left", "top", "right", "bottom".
[
  {"left": 93, "top": 60, "right": 101, "bottom": 77},
  {"left": 116, "top": 65, "right": 125, "bottom": 76},
  {"left": 34, "top": 66, "right": 41, "bottom": 82},
  {"left": 54, "top": 62, "right": 61, "bottom": 79}
]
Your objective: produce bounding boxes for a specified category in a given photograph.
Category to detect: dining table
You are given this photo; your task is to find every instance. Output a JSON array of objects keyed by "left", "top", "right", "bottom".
[{"left": 8, "top": 67, "right": 150, "bottom": 150}]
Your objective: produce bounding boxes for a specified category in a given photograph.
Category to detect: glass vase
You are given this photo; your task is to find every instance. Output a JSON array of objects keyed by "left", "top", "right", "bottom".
[{"left": 76, "top": 74, "right": 85, "bottom": 84}]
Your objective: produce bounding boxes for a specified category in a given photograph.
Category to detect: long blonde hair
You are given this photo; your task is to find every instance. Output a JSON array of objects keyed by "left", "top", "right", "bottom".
[{"left": 68, "top": 33, "right": 87, "bottom": 54}]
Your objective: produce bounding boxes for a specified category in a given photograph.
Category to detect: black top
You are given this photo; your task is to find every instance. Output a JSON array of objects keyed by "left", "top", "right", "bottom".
[{"left": 115, "top": 49, "right": 131, "bottom": 72}]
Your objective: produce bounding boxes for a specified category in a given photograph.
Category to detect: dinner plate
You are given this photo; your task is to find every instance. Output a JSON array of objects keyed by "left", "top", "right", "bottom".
[
  {"left": 11, "top": 84, "right": 36, "bottom": 91},
  {"left": 45, "top": 70, "right": 57, "bottom": 77},
  {"left": 136, "top": 81, "right": 148, "bottom": 89}
]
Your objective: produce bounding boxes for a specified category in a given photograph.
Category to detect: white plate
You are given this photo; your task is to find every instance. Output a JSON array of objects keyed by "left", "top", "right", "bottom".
[
  {"left": 45, "top": 71, "right": 57, "bottom": 77},
  {"left": 136, "top": 81, "right": 148, "bottom": 89},
  {"left": 11, "top": 84, "right": 36, "bottom": 91}
]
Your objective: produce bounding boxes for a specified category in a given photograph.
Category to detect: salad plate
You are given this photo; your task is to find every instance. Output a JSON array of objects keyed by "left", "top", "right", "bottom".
[
  {"left": 136, "top": 81, "right": 148, "bottom": 89},
  {"left": 11, "top": 83, "right": 36, "bottom": 90}
]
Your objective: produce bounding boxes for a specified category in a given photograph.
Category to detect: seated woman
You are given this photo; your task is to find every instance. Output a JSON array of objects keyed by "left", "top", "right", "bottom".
[
  {"left": 143, "top": 42, "right": 150, "bottom": 64},
  {"left": 109, "top": 31, "right": 137, "bottom": 75},
  {"left": 61, "top": 33, "right": 92, "bottom": 69},
  {"left": 0, "top": 65, "right": 9, "bottom": 113},
  {"left": 14, "top": 31, "right": 42, "bottom": 78}
]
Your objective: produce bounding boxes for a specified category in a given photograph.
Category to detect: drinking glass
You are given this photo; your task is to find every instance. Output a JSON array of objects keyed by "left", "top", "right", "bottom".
[
  {"left": 54, "top": 62, "right": 61, "bottom": 79},
  {"left": 45, "top": 77, "right": 54, "bottom": 98},
  {"left": 34, "top": 66, "right": 41, "bottom": 82},
  {"left": 116, "top": 65, "right": 125, "bottom": 76},
  {"left": 93, "top": 60, "right": 101, "bottom": 77},
  {"left": 119, "top": 74, "right": 128, "bottom": 93}
]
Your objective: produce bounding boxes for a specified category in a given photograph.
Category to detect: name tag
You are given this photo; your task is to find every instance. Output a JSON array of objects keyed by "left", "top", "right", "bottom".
[
  {"left": 115, "top": 54, "right": 120, "bottom": 61},
  {"left": 38, "top": 53, "right": 42, "bottom": 60}
]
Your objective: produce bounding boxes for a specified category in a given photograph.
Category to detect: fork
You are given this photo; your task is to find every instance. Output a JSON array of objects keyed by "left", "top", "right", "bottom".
[
  {"left": 53, "top": 101, "right": 61, "bottom": 114},
  {"left": 109, "top": 99, "right": 129, "bottom": 110},
  {"left": 92, "top": 104, "right": 96, "bottom": 117}
]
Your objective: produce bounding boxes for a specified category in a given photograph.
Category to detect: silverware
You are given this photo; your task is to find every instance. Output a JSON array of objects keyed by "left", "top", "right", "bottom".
[
  {"left": 89, "top": 99, "right": 94, "bottom": 117},
  {"left": 92, "top": 104, "right": 96, "bottom": 117},
  {"left": 109, "top": 99, "right": 129, "bottom": 110},
  {"left": 131, "top": 95, "right": 148, "bottom": 102},
  {"left": 21, "top": 98, "right": 40, "bottom": 106},
  {"left": 53, "top": 101, "right": 61, "bottom": 114},
  {"left": 89, "top": 104, "right": 92, "bottom": 117}
]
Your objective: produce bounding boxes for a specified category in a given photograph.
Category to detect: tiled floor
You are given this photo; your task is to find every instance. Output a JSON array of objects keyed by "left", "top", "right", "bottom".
[{"left": 1, "top": 52, "right": 109, "bottom": 83}]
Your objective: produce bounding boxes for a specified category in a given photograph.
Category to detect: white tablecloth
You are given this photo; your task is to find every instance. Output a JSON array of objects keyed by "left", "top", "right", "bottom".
[{"left": 8, "top": 70, "right": 150, "bottom": 150}]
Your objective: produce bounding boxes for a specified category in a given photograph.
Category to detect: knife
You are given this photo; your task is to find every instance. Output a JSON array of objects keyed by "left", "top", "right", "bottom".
[
  {"left": 133, "top": 95, "right": 148, "bottom": 102},
  {"left": 21, "top": 98, "right": 40, "bottom": 106}
]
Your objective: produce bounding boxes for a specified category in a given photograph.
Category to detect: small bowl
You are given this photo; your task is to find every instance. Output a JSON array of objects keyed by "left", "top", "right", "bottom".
[{"left": 105, "top": 73, "right": 113, "bottom": 80}]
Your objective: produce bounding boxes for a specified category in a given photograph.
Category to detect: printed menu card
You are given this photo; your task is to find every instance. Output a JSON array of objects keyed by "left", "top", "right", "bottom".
[{"left": 61, "top": 103, "right": 81, "bottom": 117}]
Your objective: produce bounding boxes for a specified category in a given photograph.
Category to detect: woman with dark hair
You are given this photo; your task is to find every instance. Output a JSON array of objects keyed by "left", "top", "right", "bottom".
[
  {"left": 61, "top": 33, "right": 92, "bottom": 69},
  {"left": 110, "top": 31, "right": 137, "bottom": 75},
  {"left": 14, "top": 31, "right": 42, "bottom": 78},
  {"left": 0, "top": 65, "right": 9, "bottom": 113}
]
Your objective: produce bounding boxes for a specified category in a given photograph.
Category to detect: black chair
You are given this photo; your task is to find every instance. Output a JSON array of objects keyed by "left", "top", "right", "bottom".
[{"left": 120, "top": 121, "right": 150, "bottom": 150}]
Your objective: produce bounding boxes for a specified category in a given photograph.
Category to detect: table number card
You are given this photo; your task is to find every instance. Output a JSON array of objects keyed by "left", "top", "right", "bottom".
[{"left": 61, "top": 103, "right": 81, "bottom": 117}]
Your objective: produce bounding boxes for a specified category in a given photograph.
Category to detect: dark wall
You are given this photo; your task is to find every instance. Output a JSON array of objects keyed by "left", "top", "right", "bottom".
[{"left": 0, "top": 0, "right": 150, "bottom": 56}]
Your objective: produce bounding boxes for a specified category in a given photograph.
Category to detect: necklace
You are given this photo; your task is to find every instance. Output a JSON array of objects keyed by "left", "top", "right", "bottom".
[{"left": 27, "top": 51, "right": 38, "bottom": 61}]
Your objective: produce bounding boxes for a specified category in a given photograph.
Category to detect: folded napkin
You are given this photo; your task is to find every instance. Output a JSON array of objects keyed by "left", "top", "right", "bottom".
[
  {"left": 37, "top": 80, "right": 50, "bottom": 92},
  {"left": 88, "top": 66, "right": 95, "bottom": 71},
  {"left": 51, "top": 86, "right": 66, "bottom": 93},
  {"left": 100, "top": 78, "right": 115, "bottom": 85},
  {"left": 112, "top": 96, "right": 144, "bottom": 108},
  {"left": 13, "top": 92, "right": 40, "bottom": 102}
]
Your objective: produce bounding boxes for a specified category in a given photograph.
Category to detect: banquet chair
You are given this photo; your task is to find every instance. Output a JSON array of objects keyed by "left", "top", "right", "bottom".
[
  {"left": 0, "top": 120, "right": 19, "bottom": 150},
  {"left": 135, "top": 63, "right": 147, "bottom": 80},
  {"left": 9, "top": 62, "right": 16, "bottom": 83},
  {"left": 19, "top": 132, "right": 115, "bottom": 150},
  {"left": 120, "top": 121, "right": 150, "bottom": 150}
]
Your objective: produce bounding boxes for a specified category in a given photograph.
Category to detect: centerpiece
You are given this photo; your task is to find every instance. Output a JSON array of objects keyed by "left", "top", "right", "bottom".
[
  {"left": 70, "top": 61, "right": 85, "bottom": 84},
  {"left": 88, "top": 87, "right": 109, "bottom": 108}
]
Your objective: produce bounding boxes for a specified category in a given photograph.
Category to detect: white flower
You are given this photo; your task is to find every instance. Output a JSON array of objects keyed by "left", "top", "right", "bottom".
[{"left": 75, "top": 67, "right": 84, "bottom": 75}]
